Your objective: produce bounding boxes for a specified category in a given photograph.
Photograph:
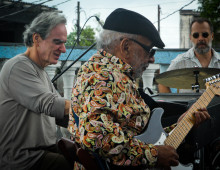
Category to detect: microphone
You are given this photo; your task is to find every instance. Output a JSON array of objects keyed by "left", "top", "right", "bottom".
[
  {"left": 95, "top": 16, "right": 103, "bottom": 27},
  {"left": 52, "top": 15, "right": 103, "bottom": 83}
]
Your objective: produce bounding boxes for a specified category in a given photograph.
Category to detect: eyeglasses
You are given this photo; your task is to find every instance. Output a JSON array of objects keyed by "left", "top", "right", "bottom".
[
  {"left": 128, "top": 38, "right": 156, "bottom": 58},
  {"left": 192, "top": 32, "right": 209, "bottom": 39}
]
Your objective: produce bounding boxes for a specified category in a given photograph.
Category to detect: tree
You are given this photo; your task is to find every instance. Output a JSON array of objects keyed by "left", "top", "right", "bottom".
[
  {"left": 198, "top": 0, "right": 220, "bottom": 47},
  {"left": 66, "top": 25, "right": 96, "bottom": 47}
]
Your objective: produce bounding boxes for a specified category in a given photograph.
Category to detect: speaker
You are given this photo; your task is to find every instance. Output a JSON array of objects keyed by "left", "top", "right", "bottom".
[{"left": 191, "top": 102, "right": 220, "bottom": 149}]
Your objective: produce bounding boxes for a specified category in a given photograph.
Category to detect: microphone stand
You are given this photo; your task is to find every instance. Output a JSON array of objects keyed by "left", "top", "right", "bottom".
[{"left": 52, "top": 42, "right": 96, "bottom": 83}]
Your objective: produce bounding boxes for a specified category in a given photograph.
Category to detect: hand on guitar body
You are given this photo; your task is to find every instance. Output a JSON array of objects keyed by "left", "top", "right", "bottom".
[{"left": 155, "top": 145, "right": 179, "bottom": 170}]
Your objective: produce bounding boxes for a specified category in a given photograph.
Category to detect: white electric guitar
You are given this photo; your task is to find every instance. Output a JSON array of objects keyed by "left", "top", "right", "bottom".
[{"left": 135, "top": 74, "right": 220, "bottom": 170}]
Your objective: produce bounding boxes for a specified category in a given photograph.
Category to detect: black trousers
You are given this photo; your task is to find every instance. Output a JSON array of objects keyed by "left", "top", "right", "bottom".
[{"left": 30, "top": 145, "right": 72, "bottom": 170}]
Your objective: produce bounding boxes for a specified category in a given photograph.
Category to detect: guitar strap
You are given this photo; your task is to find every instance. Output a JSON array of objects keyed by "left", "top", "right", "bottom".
[
  {"left": 138, "top": 88, "right": 159, "bottom": 110},
  {"left": 72, "top": 108, "right": 79, "bottom": 127}
]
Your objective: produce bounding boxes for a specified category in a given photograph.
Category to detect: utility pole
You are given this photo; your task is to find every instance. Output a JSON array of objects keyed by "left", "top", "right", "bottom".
[
  {"left": 158, "top": 5, "right": 161, "bottom": 35},
  {"left": 76, "top": 1, "right": 80, "bottom": 46}
]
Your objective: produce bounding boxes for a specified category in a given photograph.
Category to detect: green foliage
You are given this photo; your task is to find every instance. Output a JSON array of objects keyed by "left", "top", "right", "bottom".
[
  {"left": 198, "top": 0, "right": 220, "bottom": 47},
  {"left": 66, "top": 29, "right": 77, "bottom": 46},
  {"left": 66, "top": 25, "right": 96, "bottom": 46},
  {"left": 198, "top": 0, "right": 220, "bottom": 20}
]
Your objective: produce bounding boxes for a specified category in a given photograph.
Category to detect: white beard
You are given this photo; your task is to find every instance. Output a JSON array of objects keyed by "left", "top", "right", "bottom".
[{"left": 193, "top": 41, "right": 212, "bottom": 54}]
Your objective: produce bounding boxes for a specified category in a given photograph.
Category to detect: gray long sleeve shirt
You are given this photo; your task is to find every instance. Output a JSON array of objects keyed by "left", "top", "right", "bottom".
[{"left": 0, "top": 54, "right": 66, "bottom": 169}]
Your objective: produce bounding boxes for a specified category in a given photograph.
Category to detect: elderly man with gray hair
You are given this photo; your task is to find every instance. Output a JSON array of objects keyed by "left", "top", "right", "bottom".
[
  {"left": 69, "top": 8, "right": 210, "bottom": 170},
  {"left": 0, "top": 12, "right": 72, "bottom": 169}
]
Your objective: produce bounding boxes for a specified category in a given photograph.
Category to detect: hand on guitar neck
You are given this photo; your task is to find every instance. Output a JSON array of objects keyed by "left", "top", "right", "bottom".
[
  {"left": 154, "top": 107, "right": 210, "bottom": 169},
  {"left": 155, "top": 108, "right": 210, "bottom": 169},
  {"left": 177, "top": 107, "right": 210, "bottom": 127}
]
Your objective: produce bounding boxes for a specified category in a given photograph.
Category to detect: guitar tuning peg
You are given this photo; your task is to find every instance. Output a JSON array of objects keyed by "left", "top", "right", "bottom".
[{"left": 206, "top": 77, "right": 211, "bottom": 82}]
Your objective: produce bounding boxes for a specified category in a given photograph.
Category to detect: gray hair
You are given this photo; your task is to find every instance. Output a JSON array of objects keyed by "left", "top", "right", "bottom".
[
  {"left": 96, "top": 29, "right": 138, "bottom": 52},
  {"left": 190, "top": 18, "right": 213, "bottom": 33},
  {"left": 23, "top": 11, "right": 66, "bottom": 47}
]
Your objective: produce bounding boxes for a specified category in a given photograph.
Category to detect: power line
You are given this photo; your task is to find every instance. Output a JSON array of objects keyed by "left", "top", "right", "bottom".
[
  {"left": 52, "top": 0, "right": 73, "bottom": 7},
  {"left": 0, "top": 0, "right": 21, "bottom": 9},
  {"left": 154, "top": 0, "right": 196, "bottom": 24},
  {"left": 0, "top": 0, "right": 53, "bottom": 19},
  {"left": 0, "top": 0, "right": 46, "bottom": 9},
  {"left": 82, "top": 0, "right": 191, "bottom": 10},
  {"left": 122, "top": 0, "right": 193, "bottom": 9},
  {"left": 62, "top": 6, "right": 76, "bottom": 22}
]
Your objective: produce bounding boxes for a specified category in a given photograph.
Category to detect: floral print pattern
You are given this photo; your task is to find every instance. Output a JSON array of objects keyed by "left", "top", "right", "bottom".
[{"left": 69, "top": 50, "right": 159, "bottom": 168}]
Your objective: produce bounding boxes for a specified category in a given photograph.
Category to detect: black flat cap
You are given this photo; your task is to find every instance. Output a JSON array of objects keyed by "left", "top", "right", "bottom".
[{"left": 103, "top": 8, "right": 165, "bottom": 49}]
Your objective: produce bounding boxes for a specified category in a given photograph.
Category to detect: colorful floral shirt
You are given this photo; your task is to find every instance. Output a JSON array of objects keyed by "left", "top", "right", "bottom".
[{"left": 69, "top": 50, "right": 159, "bottom": 168}]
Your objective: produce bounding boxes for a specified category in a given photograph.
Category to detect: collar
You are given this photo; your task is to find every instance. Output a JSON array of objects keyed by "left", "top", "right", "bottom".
[
  {"left": 185, "top": 47, "right": 220, "bottom": 62},
  {"left": 212, "top": 49, "right": 220, "bottom": 61},
  {"left": 97, "top": 50, "right": 133, "bottom": 75}
]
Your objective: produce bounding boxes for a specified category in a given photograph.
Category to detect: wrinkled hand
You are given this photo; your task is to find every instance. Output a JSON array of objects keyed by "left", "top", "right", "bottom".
[
  {"left": 155, "top": 145, "right": 179, "bottom": 170},
  {"left": 193, "top": 108, "right": 210, "bottom": 127},
  {"left": 178, "top": 108, "right": 210, "bottom": 127}
]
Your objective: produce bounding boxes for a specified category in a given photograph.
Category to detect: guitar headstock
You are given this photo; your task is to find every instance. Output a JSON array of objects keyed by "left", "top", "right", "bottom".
[{"left": 205, "top": 73, "right": 220, "bottom": 95}]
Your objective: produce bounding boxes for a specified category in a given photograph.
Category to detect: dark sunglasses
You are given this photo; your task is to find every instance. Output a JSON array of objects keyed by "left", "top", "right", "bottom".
[
  {"left": 192, "top": 32, "right": 209, "bottom": 39},
  {"left": 128, "top": 38, "right": 155, "bottom": 58}
]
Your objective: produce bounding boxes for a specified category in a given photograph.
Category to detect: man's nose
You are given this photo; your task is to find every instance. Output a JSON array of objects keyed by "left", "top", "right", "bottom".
[
  {"left": 59, "top": 43, "right": 66, "bottom": 53},
  {"left": 198, "top": 34, "right": 206, "bottom": 40}
]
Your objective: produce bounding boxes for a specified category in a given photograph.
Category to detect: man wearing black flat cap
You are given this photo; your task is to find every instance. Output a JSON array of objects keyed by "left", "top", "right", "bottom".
[{"left": 68, "top": 8, "right": 209, "bottom": 169}]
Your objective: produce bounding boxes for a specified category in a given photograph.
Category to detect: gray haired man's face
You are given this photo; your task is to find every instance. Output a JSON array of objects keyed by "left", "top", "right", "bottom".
[
  {"left": 190, "top": 22, "right": 213, "bottom": 55},
  {"left": 36, "top": 24, "right": 67, "bottom": 68},
  {"left": 126, "top": 36, "right": 155, "bottom": 79}
]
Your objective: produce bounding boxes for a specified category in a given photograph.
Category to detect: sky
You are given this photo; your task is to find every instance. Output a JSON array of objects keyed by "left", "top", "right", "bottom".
[{"left": 24, "top": 0, "right": 200, "bottom": 48}]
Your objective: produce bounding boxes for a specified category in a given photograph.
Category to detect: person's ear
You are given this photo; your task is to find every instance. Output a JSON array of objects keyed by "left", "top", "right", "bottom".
[
  {"left": 189, "top": 33, "right": 192, "bottom": 41},
  {"left": 211, "top": 32, "right": 214, "bottom": 40},
  {"left": 33, "top": 33, "right": 41, "bottom": 46},
  {"left": 120, "top": 38, "right": 130, "bottom": 56}
]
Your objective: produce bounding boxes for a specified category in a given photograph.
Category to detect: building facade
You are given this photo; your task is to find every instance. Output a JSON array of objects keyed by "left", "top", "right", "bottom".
[{"left": 179, "top": 10, "right": 200, "bottom": 48}]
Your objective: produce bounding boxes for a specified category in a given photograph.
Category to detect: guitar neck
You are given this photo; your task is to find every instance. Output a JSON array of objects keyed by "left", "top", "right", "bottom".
[{"left": 164, "top": 87, "right": 215, "bottom": 149}]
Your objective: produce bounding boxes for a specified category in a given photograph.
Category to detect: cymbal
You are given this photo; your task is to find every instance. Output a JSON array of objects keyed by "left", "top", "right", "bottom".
[{"left": 155, "top": 68, "right": 220, "bottom": 89}]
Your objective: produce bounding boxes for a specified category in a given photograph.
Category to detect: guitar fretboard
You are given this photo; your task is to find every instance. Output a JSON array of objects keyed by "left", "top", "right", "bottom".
[{"left": 164, "top": 87, "right": 216, "bottom": 149}]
